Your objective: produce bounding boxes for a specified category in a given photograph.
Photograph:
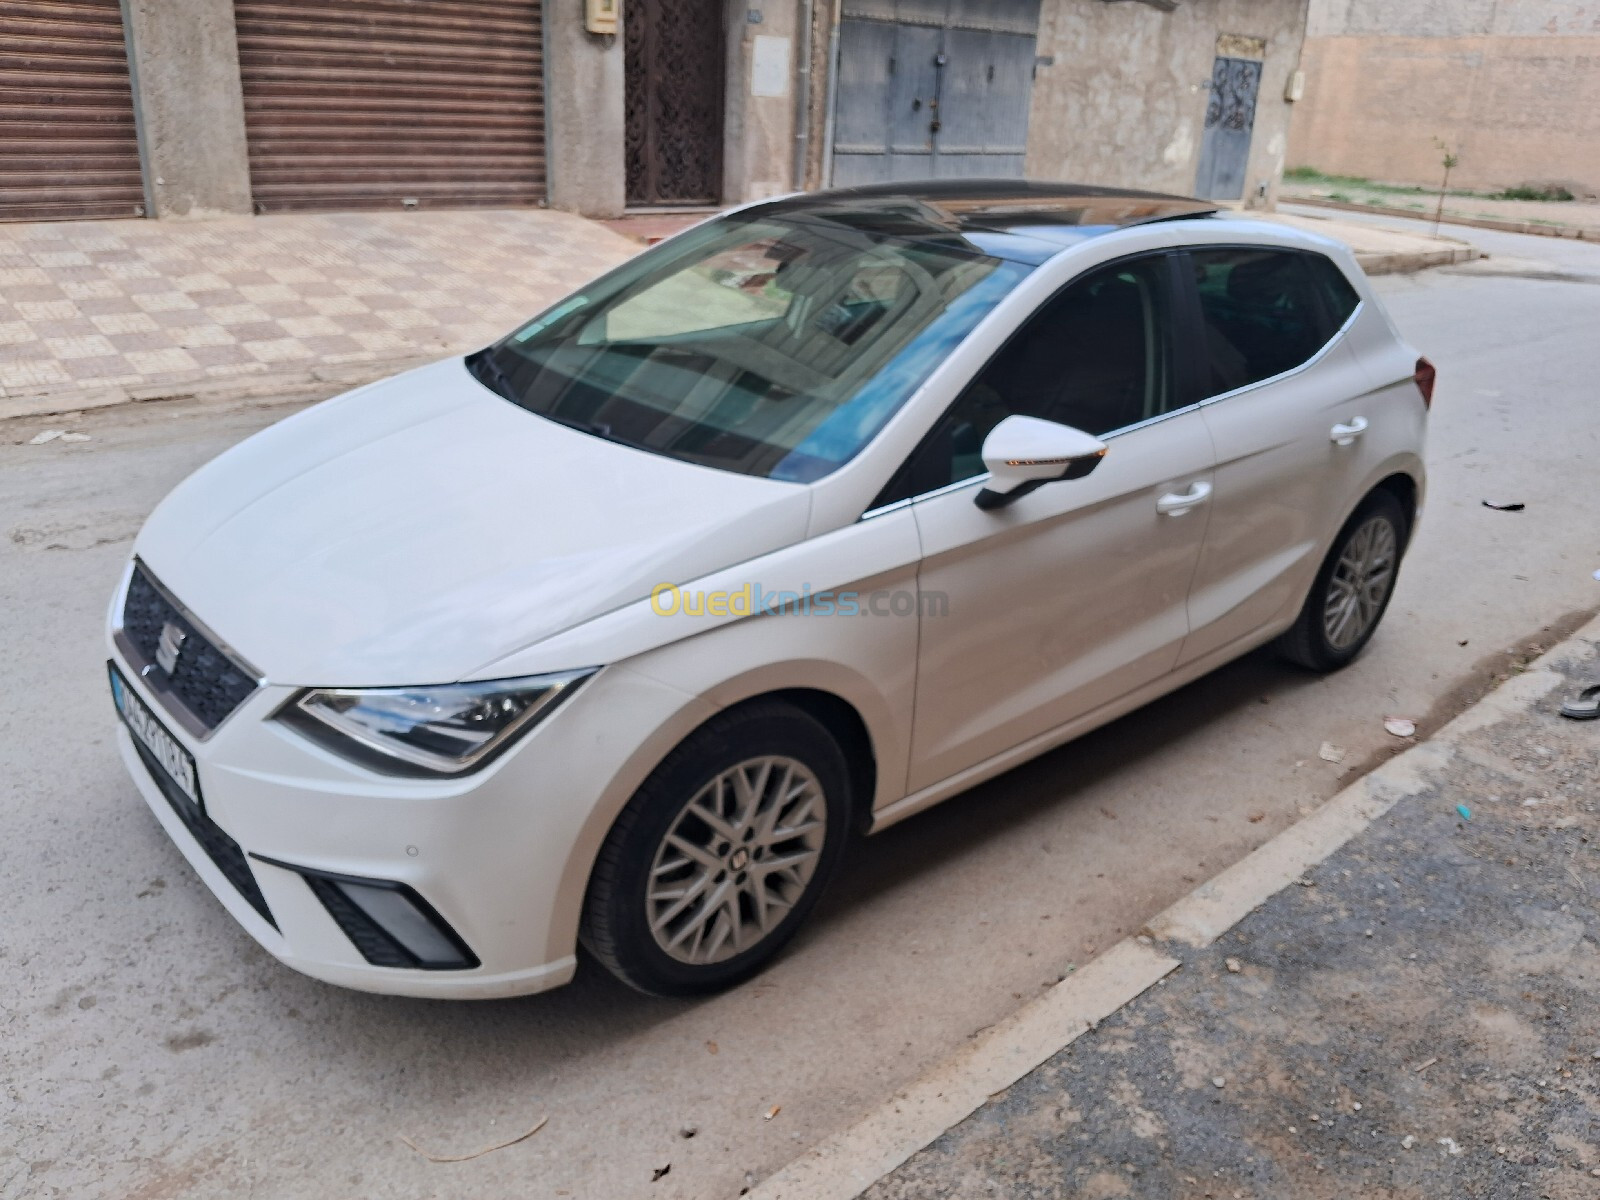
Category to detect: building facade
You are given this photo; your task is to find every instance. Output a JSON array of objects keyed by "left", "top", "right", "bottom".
[
  {"left": 1289, "top": 0, "right": 1600, "bottom": 196},
  {"left": 1, "top": 0, "right": 1308, "bottom": 223}
]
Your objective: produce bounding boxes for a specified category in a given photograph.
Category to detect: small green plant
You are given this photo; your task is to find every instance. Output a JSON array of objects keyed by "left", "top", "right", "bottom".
[
  {"left": 1491, "top": 184, "right": 1575, "bottom": 202},
  {"left": 1432, "top": 139, "right": 1459, "bottom": 234},
  {"left": 1327, "top": 191, "right": 1352, "bottom": 203}
]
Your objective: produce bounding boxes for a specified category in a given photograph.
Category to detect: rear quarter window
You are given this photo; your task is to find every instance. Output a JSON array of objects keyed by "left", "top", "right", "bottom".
[{"left": 1304, "top": 252, "right": 1362, "bottom": 330}]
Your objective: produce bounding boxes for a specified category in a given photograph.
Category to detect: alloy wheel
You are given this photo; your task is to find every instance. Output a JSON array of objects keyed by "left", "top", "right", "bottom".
[
  {"left": 646, "top": 756, "right": 828, "bottom": 965},
  {"left": 1322, "top": 515, "right": 1398, "bottom": 651}
]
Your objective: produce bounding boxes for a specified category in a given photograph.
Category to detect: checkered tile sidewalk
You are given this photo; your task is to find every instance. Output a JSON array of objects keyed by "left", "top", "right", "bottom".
[{"left": 0, "top": 209, "right": 640, "bottom": 417}]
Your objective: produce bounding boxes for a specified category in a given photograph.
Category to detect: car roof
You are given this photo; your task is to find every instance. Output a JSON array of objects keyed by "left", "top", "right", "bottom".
[{"left": 750, "top": 180, "right": 1222, "bottom": 264}]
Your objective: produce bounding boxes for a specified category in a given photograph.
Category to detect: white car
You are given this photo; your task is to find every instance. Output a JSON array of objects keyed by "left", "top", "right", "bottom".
[{"left": 108, "top": 182, "right": 1432, "bottom": 999}]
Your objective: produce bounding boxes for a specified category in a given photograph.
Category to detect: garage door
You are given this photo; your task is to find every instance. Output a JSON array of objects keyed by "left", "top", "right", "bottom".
[
  {"left": 831, "top": 0, "right": 1041, "bottom": 187},
  {"left": 235, "top": 0, "right": 547, "bottom": 213},
  {"left": 0, "top": 0, "right": 145, "bottom": 222}
]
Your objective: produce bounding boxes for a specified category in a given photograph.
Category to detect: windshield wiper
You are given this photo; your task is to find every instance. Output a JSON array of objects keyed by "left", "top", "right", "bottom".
[
  {"left": 466, "top": 347, "right": 515, "bottom": 400},
  {"left": 541, "top": 411, "right": 627, "bottom": 445}
]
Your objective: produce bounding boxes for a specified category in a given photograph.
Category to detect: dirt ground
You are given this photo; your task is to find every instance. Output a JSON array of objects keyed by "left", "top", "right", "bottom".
[
  {"left": 1280, "top": 182, "right": 1600, "bottom": 236},
  {"left": 865, "top": 641, "right": 1600, "bottom": 1200}
]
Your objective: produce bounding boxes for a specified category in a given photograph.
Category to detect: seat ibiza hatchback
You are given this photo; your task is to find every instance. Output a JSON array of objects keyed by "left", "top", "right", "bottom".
[{"left": 108, "top": 182, "right": 1432, "bottom": 998}]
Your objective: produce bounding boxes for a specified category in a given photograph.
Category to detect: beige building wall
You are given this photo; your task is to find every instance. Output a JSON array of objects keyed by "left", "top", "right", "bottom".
[
  {"left": 1290, "top": 0, "right": 1600, "bottom": 195},
  {"left": 1025, "top": 0, "right": 1310, "bottom": 206}
]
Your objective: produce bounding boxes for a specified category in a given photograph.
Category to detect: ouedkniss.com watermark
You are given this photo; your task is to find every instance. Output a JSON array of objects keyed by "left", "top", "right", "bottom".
[{"left": 650, "top": 583, "right": 948, "bottom": 618}]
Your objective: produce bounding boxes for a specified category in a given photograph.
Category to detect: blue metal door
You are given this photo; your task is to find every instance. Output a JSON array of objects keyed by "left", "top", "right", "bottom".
[
  {"left": 1193, "top": 56, "right": 1262, "bottom": 201},
  {"left": 830, "top": 0, "right": 1041, "bottom": 186}
]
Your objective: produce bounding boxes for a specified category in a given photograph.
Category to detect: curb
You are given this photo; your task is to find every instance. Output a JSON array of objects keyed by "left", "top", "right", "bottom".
[
  {"left": 749, "top": 615, "right": 1600, "bottom": 1200},
  {"left": 1353, "top": 245, "right": 1479, "bottom": 276},
  {"left": 0, "top": 355, "right": 438, "bottom": 427},
  {"left": 1287, "top": 195, "right": 1600, "bottom": 242}
]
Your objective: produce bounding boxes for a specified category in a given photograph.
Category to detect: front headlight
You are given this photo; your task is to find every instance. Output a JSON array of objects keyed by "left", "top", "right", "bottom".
[{"left": 280, "top": 670, "right": 596, "bottom": 776}]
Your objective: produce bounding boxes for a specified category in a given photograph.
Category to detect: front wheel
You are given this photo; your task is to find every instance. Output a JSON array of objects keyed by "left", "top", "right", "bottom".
[
  {"left": 1276, "top": 490, "right": 1407, "bottom": 672},
  {"left": 579, "top": 701, "right": 852, "bottom": 996}
]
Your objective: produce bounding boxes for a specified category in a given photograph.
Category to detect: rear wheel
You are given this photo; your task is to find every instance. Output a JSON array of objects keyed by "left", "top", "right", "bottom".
[
  {"left": 579, "top": 701, "right": 852, "bottom": 996},
  {"left": 1277, "top": 490, "right": 1407, "bottom": 672}
]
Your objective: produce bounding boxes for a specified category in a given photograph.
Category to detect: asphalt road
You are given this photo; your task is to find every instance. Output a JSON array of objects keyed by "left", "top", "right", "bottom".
[{"left": 5, "top": 219, "right": 1600, "bottom": 1200}]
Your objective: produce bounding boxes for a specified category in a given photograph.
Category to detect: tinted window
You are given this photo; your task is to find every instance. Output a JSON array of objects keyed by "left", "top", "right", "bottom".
[
  {"left": 1305, "top": 252, "right": 1361, "bottom": 329},
  {"left": 472, "top": 216, "right": 1032, "bottom": 483},
  {"left": 1189, "top": 248, "right": 1331, "bottom": 396},
  {"left": 873, "top": 254, "right": 1175, "bottom": 504}
]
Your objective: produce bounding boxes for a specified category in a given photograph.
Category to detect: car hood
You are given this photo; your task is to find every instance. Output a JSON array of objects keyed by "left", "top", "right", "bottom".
[{"left": 134, "top": 358, "right": 811, "bottom": 685}]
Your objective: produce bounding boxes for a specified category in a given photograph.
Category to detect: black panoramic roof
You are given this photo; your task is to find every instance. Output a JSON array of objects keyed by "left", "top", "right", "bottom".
[{"left": 752, "top": 180, "right": 1221, "bottom": 263}]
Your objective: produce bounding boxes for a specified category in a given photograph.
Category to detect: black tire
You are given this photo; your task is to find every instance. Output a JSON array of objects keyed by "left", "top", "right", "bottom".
[
  {"left": 579, "top": 700, "right": 853, "bottom": 997},
  {"left": 1276, "top": 489, "right": 1408, "bottom": 673}
]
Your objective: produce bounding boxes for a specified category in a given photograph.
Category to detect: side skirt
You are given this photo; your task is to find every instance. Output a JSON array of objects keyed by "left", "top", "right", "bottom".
[{"left": 867, "top": 620, "right": 1290, "bottom": 834}]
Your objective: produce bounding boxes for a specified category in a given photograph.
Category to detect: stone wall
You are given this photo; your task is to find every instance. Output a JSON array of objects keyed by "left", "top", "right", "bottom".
[
  {"left": 1025, "top": 0, "right": 1311, "bottom": 206},
  {"left": 1289, "top": 0, "right": 1600, "bottom": 195}
]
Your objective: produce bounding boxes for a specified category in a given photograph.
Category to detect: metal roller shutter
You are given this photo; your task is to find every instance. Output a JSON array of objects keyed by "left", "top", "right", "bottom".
[
  {"left": 235, "top": 0, "right": 547, "bottom": 213},
  {"left": 0, "top": 0, "right": 145, "bottom": 222}
]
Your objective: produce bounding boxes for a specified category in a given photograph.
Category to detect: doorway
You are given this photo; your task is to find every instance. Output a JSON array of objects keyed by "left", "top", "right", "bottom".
[
  {"left": 624, "top": 0, "right": 726, "bottom": 205},
  {"left": 1193, "top": 54, "right": 1263, "bottom": 201}
]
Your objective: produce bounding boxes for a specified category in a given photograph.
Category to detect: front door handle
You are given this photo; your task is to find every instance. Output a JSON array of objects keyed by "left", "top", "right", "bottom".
[
  {"left": 1330, "top": 416, "right": 1369, "bottom": 446},
  {"left": 1156, "top": 481, "right": 1212, "bottom": 516}
]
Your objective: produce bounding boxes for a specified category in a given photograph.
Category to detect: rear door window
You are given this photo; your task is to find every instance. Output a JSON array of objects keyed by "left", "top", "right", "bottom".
[{"left": 1187, "top": 248, "right": 1337, "bottom": 397}]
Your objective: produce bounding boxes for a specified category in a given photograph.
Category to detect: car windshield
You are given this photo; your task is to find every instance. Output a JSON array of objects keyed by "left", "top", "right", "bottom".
[{"left": 471, "top": 213, "right": 1034, "bottom": 482}]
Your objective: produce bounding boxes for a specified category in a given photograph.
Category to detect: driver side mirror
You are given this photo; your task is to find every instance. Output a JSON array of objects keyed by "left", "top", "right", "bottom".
[{"left": 974, "top": 416, "right": 1107, "bottom": 510}]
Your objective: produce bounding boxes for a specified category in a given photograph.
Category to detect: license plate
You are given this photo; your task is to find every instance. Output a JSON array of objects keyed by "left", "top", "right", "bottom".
[{"left": 110, "top": 663, "right": 201, "bottom": 809}]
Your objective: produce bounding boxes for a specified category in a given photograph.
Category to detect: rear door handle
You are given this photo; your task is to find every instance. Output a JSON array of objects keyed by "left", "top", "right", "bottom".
[
  {"left": 1330, "top": 416, "right": 1369, "bottom": 446},
  {"left": 1156, "top": 481, "right": 1212, "bottom": 516}
]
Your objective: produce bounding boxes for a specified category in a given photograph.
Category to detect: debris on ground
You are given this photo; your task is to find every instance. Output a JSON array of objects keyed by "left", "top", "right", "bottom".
[
  {"left": 1559, "top": 683, "right": 1600, "bottom": 720},
  {"left": 764, "top": 1106, "right": 781, "bottom": 1121},
  {"left": 1480, "top": 500, "right": 1525, "bottom": 511},
  {"left": 652, "top": 1164, "right": 672, "bottom": 1181},
  {"left": 1318, "top": 742, "right": 1346, "bottom": 763},
  {"left": 679, "top": 1126, "right": 698, "bottom": 1139},
  {"left": 26, "top": 430, "right": 64, "bottom": 445},
  {"left": 397, "top": 1114, "right": 548, "bottom": 1163},
  {"left": 1456, "top": 805, "right": 1472, "bottom": 820},
  {"left": 1402, "top": 1135, "right": 1417, "bottom": 1150},
  {"left": 1211, "top": 1077, "right": 1226, "bottom": 1089},
  {"left": 1224, "top": 958, "right": 1242, "bottom": 974},
  {"left": 1383, "top": 717, "right": 1416, "bottom": 738}
]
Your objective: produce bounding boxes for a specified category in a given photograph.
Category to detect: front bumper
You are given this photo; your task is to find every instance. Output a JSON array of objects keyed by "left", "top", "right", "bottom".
[{"left": 108, "top": 638, "right": 709, "bottom": 999}]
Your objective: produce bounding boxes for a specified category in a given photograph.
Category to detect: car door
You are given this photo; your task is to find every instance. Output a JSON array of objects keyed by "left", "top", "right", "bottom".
[
  {"left": 894, "top": 252, "right": 1217, "bottom": 793},
  {"left": 1177, "top": 246, "right": 1378, "bottom": 665}
]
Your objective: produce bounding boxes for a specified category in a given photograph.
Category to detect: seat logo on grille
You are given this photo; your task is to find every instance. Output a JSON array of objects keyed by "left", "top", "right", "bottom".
[{"left": 155, "top": 621, "right": 188, "bottom": 674}]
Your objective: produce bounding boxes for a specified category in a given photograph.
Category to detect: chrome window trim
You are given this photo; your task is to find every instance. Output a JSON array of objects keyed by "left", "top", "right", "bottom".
[
  {"left": 860, "top": 244, "right": 1365, "bottom": 522},
  {"left": 111, "top": 557, "right": 265, "bottom": 742}
]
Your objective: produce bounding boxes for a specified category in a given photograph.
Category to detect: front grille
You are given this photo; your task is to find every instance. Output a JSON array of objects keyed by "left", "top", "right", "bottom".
[
  {"left": 122, "top": 563, "right": 257, "bottom": 733},
  {"left": 130, "top": 739, "right": 277, "bottom": 929}
]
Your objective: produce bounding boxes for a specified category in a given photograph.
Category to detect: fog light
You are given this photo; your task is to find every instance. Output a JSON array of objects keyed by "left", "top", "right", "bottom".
[{"left": 253, "top": 856, "right": 478, "bottom": 970}]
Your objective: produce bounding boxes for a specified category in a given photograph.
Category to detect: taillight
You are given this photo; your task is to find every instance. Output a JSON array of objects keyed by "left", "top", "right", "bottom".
[{"left": 1414, "top": 356, "right": 1436, "bottom": 408}]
